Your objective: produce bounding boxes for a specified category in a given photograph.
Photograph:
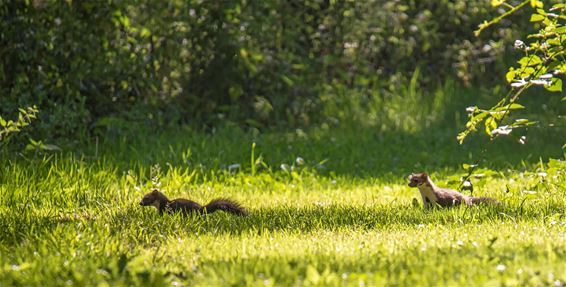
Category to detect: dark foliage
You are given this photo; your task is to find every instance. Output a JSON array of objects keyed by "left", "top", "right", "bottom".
[{"left": 0, "top": 0, "right": 541, "bottom": 139}]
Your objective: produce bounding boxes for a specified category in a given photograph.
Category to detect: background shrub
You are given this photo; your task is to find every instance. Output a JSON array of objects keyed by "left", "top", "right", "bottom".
[{"left": 0, "top": 0, "right": 552, "bottom": 139}]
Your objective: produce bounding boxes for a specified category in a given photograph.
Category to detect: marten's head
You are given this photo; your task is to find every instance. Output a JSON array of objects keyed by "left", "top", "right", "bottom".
[
  {"left": 408, "top": 173, "right": 428, "bottom": 187},
  {"left": 140, "top": 189, "right": 168, "bottom": 208}
]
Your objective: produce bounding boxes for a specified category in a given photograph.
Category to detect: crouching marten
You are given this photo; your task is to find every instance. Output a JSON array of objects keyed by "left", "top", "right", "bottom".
[
  {"left": 408, "top": 173, "right": 499, "bottom": 208},
  {"left": 140, "top": 189, "right": 248, "bottom": 216}
]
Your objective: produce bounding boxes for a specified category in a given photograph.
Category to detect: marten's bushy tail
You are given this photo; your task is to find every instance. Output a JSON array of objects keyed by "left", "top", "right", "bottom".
[
  {"left": 204, "top": 198, "right": 248, "bottom": 216},
  {"left": 469, "top": 196, "right": 500, "bottom": 205}
]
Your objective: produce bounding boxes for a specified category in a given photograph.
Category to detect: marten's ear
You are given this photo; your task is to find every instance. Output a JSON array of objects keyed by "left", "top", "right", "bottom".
[
  {"left": 151, "top": 188, "right": 160, "bottom": 194},
  {"left": 420, "top": 173, "right": 428, "bottom": 179}
]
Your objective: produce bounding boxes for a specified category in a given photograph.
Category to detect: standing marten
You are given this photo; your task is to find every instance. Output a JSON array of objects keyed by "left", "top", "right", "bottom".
[
  {"left": 140, "top": 189, "right": 248, "bottom": 216},
  {"left": 408, "top": 173, "right": 498, "bottom": 208}
]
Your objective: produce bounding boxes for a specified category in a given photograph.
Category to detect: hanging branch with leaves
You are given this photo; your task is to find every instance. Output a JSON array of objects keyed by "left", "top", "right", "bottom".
[{"left": 458, "top": 0, "right": 565, "bottom": 144}]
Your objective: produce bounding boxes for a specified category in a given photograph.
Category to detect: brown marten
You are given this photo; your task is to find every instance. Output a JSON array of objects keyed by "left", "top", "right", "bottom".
[
  {"left": 408, "top": 173, "right": 499, "bottom": 208},
  {"left": 140, "top": 189, "right": 248, "bottom": 216}
]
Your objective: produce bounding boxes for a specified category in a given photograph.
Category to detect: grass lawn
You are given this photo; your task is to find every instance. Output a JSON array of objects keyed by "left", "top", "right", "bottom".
[
  {"left": 0, "top": 124, "right": 566, "bottom": 286},
  {"left": 1, "top": 106, "right": 565, "bottom": 286}
]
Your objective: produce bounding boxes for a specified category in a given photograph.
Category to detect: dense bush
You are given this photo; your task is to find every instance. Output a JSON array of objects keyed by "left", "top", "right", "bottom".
[{"left": 0, "top": 0, "right": 548, "bottom": 139}]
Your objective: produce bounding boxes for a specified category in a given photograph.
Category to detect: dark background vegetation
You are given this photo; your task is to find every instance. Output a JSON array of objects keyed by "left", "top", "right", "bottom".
[{"left": 2, "top": 0, "right": 546, "bottom": 140}]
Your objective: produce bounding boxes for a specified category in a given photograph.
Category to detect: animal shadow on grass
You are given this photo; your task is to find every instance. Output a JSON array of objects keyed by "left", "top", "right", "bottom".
[
  {"left": 109, "top": 202, "right": 560, "bottom": 238},
  {"left": 2, "top": 201, "right": 560, "bottom": 246}
]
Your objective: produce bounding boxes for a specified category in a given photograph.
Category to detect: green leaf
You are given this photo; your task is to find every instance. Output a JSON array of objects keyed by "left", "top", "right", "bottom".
[
  {"left": 505, "top": 70, "right": 516, "bottom": 83},
  {"left": 513, "top": 119, "right": 529, "bottom": 125},
  {"left": 544, "top": 78, "right": 562, "bottom": 92},
  {"left": 510, "top": 118, "right": 537, "bottom": 128},
  {"left": 530, "top": 0, "right": 543, "bottom": 8},
  {"left": 485, "top": 117, "right": 497, "bottom": 136},
  {"left": 530, "top": 14, "right": 545, "bottom": 22},
  {"left": 457, "top": 132, "right": 468, "bottom": 144},
  {"left": 462, "top": 163, "right": 477, "bottom": 170},
  {"left": 494, "top": 103, "right": 525, "bottom": 111},
  {"left": 41, "top": 144, "right": 61, "bottom": 151},
  {"left": 508, "top": 103, "right": 526, "bottom": 110},
  {"left": 547, "top": 38, "right": 561, "bottom": 46},
  {"left": 140, "top": 27, "right": 151, "bottom": 38},
  {"left": 555, "top": 26, "right": 566, "bottom": 34},
  {"left": 25, "top": 143, "right": 36, "bottom": 151},
  {"left": 281, "top": 75, "right": 294, "bottom": 86},
  {"left": 518, "top": 55, "right": 542, "bottom": 67},
  {"left": 491, "top": 0, "right": 504, "bottom": 7},
  {"left": 519, "top": 67, "right": 536, "bottom": 78},
  {"left": 0, "top": 116, "right": 5, "bottom": 127}
]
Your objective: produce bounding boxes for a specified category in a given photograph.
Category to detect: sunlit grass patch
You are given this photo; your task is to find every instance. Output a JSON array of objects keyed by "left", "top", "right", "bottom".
[{"left": 0, "top": 120, "right": 564, "bottom": 286}]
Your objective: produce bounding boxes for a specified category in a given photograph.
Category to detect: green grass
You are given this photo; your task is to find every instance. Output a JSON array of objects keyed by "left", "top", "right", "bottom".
[{"left": 1, "top": 85, "right": 565, "bottom": 286}]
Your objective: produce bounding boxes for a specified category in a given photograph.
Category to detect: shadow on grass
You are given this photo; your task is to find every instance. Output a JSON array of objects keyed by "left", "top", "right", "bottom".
[
  {"left": 1, "top": 198, "right": 562, "bottom": 246},
  {"left": 79, "top": 82, "right": 564, "bottom": 179},
  {"left": 109, "top": 201, "right": 564, "bottom": 238},
  {"left": 86, "top": 121, "right": 565, "bottom": 181}
]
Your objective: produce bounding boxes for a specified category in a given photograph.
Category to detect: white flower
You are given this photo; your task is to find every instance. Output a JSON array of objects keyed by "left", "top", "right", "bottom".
[
  {"left": 491, "top": 125, "right": 512, "bottom": 135},
  {"left": 514, "top": 40, "right": 525, "bottom": 49},
  {"left": 519, "top": 136, "right": 526, "bottom": 145},
  {"left": 530, "top": 79, "right": 551, "bottom": 86},
  {"left": 540, "top": 42, "right": 550, "bottom": 50},
  {"left": 466, "top": 106, "right": 477, "bottom": 113},
  {"left": 539, "top": 73, "right": 553, "bottom": 79},
  {"left": 295, "top": 157, "right": 305, "bottom": 165},
  {"left": 496, "top": 264, "right": 506, "bottom": 272},
  {"left": 511, "top": 79, "right": 528, "bottom": 87}
]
